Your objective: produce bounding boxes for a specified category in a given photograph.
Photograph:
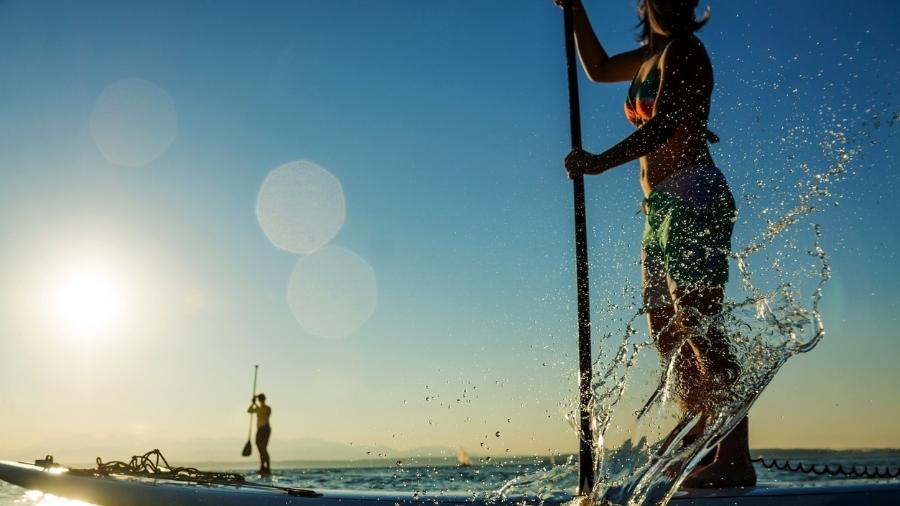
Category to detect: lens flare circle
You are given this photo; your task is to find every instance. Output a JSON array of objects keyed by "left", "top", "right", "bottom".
[
  {"left": 256, "top": 160, "right": 346, "bottom": 254},
  {"left": 90, "top": 78, "right": 178, "bottom": 167},
  {"left": 287, "top": 245, "right": 377, "bottom": 339}
]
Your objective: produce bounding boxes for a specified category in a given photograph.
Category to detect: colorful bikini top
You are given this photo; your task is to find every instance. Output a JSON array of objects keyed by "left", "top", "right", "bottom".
[
  {"left": 624, "top": 61, "right": 660, "bottom": 126},
  {"left": 624, "top": 43, "right": 719, "bottom": 143}
]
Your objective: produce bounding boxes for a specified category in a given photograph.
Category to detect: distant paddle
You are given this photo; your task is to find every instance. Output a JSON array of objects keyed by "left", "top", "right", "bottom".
[{"left": 242, "top": 365, "right": 259, "bottom": 457}]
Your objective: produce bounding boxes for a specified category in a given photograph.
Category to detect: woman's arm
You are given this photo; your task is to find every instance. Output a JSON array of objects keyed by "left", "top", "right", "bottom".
[
  {"left": 557, "top": 0, "right": 644, "bottom": 83},
  {"left": 566, "top": 37, "right": 712, "bottom": 175},
  {"left": 566, "top": 113, "right": 676, "bottom": 176}
]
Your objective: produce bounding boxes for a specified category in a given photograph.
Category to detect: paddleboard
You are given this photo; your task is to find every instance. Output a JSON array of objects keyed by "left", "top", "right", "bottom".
[{"left": 2, "top": 460, "right": 900, "bottom": 506}]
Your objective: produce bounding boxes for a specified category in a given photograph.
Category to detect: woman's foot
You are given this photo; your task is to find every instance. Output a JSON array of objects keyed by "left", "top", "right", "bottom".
[
  {"left": 681, "top": 456, "right": 757, "bottom": 489},
  {"left": 682, "top": 417, "right": 755, "bottom": 488}
]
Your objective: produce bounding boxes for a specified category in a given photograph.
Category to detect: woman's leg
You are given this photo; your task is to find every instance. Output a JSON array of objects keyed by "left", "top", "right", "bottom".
[
  {"left": 643, "top": 249, "right": 707, "bottom": 414},
  {"left": 642, "top": 191, "right": 753, "bottom": 485},
  {"left": 673, "top": 285, "right": 756, "bottom": 487},
  {"left": 256, "top": 426, "right": 271, "bottom": 471},
  {"left": 646, "top": 304, "right": 707, "bottom": 413}
]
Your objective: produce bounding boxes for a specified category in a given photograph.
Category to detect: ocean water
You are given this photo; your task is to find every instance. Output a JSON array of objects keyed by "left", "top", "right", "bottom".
[{"left": 1, "top": 451, "right": 898, "bottom": 505}]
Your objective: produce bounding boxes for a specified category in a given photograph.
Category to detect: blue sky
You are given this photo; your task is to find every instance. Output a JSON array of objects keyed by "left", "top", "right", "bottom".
[{"left": 0, "top": 0, "right": 898, "bottom": 461}]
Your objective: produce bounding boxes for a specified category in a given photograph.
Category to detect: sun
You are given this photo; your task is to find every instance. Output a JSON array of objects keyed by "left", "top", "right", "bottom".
[{"left": 52, "top": 266, "right": 126, "bottom": 335}]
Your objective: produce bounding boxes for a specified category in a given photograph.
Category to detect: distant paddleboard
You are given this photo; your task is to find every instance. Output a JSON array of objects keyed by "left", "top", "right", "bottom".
[{"left": 1, "top": 460, "right": 899, "bottom": 506}]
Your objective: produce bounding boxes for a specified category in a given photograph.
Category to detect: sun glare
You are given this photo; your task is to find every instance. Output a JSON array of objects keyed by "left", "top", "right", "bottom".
[{"left": 52, "top": 266, "right": 126, "bottom": 336}]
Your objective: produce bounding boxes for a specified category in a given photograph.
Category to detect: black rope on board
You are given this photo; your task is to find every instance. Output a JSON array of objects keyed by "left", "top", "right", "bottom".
[
  {"left": 58, "top": 449, "right": 321, "bottom": 497},
  {"left": 75, "top": 449, "right": 247, "bottom": 484},
  {"left": 753, "top": 457, "right": 900, "bottom": 479}
]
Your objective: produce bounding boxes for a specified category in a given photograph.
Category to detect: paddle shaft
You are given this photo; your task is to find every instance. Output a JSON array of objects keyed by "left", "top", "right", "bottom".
[
  {"left": 247, "top": 365, "right": 259, "bottom": 440},
  {"left": 562, "top": 0, "right": 595, "bottom": 495}
]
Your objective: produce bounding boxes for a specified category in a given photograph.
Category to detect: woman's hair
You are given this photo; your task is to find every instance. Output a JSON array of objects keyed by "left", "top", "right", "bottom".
[{"left": 636, "top": 0, "right": 710, "bottom": 46}]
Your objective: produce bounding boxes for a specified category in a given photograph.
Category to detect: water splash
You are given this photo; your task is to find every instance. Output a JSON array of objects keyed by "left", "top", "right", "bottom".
[
  {"left": 492, "top": 125, "right": 855, "bottom": 505},
  {"left": 589, "top": 130, "right": 845, "bottom": 505},
  {"left": 492, "top": 455, "right": 578, "bottom": 503}
]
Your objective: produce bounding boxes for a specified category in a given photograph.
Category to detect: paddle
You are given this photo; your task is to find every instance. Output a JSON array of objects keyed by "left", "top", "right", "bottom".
[
  {"left": 242, "top": 365, "right": 259, "bottom": 457},
  {"left": 561, "top": 0, "right": 595, "bottom": 495}
]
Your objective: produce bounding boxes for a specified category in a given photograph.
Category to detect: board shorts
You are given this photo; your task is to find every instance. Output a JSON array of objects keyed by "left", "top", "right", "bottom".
[{"left": 641, "top": 165, "right": 737, "bottom": 310}]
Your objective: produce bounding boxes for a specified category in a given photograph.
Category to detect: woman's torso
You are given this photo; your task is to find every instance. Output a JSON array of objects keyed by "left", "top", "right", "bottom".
[
  {"left": 256, "top": 405, "right": 271, "bottom": 427},
  {"left": 626, "top": 36, "right": 715, "bottom": 196}
]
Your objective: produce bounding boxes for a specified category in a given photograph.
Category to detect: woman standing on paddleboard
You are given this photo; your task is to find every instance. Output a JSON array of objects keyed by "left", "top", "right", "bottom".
[
  {"left": 558, "top": 0, "right": 755, "bottom": 487},
  {"left": 248, "top": 393, "right": 273, "bottom": 475}
]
